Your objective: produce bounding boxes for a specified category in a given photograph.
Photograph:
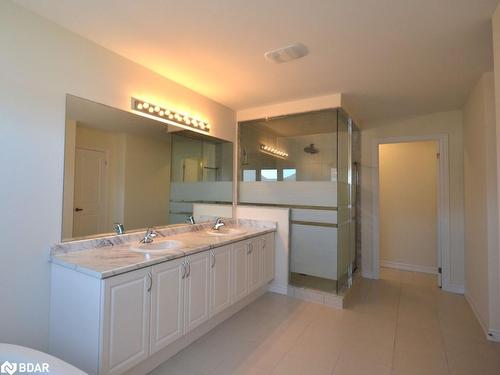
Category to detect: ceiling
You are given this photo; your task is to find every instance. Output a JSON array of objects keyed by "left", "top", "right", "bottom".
[{"left": 17, "top": 0, "right": 499, "bottom": 123}]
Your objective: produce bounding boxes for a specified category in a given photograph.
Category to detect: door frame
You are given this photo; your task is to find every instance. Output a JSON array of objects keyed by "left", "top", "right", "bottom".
[
  {"left": 371, "top": 134, "right": 450, "bottom": 290},
  {"left": 73, "top": 145, "right": 109, "bottom": 236}
]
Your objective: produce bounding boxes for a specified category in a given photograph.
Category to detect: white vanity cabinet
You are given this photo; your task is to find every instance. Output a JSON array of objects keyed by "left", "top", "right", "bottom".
[
  {"left": 248, "top": 238, "right": 263, "bottom": 293},
  {"left": 262, "top": 232, "right": 275, "bottom": 284},
  {"left": 232, "top": 240, "right": 249, "bottom": 302},
  {"left": 183, "top": 251, "right": 211, "bottom": 333},
  {"left": 209, "top": 244, "right": 232, "bottom": 316},
  {"left": 149, "top": 258, "right": 185, "bottom": 355},
  {"left": 101, "top": 268, "right": 151, "bottom": 375},
  {"left": 49, "top": 231, "right": 275, "bottom": 375}
]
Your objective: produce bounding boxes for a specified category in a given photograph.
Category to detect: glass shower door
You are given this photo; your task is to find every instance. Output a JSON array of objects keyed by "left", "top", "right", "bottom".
[{"left": 337, "top": 111, "right": 353, "bottom": 292}]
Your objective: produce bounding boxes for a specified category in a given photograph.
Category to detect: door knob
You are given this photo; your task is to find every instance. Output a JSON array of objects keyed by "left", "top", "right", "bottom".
[{"left": 74, "top": 208, "right": 83, "bottom": 212}]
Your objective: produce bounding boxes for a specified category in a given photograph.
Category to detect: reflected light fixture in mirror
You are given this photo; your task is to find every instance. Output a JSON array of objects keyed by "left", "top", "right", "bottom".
[
  {"left": 260, "top": 144, "right": 288, "bottom": 158},
  {"left": 131, "top": 97, "right": 210, "bottom": 133}
]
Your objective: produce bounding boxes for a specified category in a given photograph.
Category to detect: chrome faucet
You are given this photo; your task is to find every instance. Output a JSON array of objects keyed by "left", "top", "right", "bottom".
[
  {"left": 140, "top": 227, "right": 158, "bottom": 244},
  {"left": 113, "top": 223, "right": 125, "bottom": 235},
  {"left": 212, "top": 217, "right": 225, "bottom": 231},
  {"left": 187, "top": 216, "right": 196, "bottom": 225}
]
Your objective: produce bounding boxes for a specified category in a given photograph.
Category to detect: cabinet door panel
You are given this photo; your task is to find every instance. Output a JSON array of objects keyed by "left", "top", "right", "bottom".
[
  {"left": 150, "top": 258, "right": 184, "bottom": 354},
  {"left": 232, "top": 241, "right": 249, "bottom": 302},
  {"left": 184, "top": 252, "right": 210, "bottom": 333},
  {"left": 263, "top": 233, "right": 275, "bottom": 284},
  {"left": 101, "top": 268, "right": 150, "bottom": 375},
  {"left": 210, "top": 245, "right": 232, "bottom": 317},
  {"left": 248, "top": 238, "right": 263, "bottom": 292}
]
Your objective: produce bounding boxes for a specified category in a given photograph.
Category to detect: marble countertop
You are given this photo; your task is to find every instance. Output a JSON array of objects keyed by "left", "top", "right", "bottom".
[{"left": 50, "top": 219, "right": 276, "bottom": 279}]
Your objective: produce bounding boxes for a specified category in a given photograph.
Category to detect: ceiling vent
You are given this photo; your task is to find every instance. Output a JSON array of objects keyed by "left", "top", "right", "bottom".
[{"left": 264, "top": 43, "right": 309, "bottom": 64}]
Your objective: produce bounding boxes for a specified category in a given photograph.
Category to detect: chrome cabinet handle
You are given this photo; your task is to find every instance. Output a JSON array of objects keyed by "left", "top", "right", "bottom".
[
  {"left": 262, "top": 239, "right": 266, "bottom": 249},
  {"left": 247, "top": 243, "right": 253, "bottom": 254},
  {"left": 211, "top": 251, "right": 215, "bottom": 268},
  {"left": 186, "top": 260, "right": 191, "bottom": 278},
  {"left": 147, "top": 271, "right": 152, "bottom": 292},
  {"left": 181, "top": 261, "right": 186, "bottom": 279}
]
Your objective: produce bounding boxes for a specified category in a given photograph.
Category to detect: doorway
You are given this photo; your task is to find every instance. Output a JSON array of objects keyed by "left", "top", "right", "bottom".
[
  {"left": 378, "top": 141, "right": 440, "bottom": 285},
  {"left": 371, "top": 135, "right": 451, "bottom": 289}
]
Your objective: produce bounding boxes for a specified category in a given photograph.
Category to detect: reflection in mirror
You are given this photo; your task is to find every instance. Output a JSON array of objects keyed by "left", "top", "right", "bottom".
[{"left": 62, "top": 95, "right": 233, "bottom": 241}]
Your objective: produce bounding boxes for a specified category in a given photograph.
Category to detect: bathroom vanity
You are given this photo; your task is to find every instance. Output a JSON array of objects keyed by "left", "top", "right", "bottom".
[{"left": 49, "top": 219, "right": 275, "bottom": 375}]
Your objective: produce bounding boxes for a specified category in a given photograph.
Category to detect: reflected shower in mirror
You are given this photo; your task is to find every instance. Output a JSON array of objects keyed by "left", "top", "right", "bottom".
[{"left": 62, "top": 95, "right": 233, "bottom": 241}]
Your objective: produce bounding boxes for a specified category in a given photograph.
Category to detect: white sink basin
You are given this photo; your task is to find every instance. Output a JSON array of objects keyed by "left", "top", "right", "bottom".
[
  {"left": 205, "top": 228, "right": 247, "bottom": 237},
  {"left": 130, "top": 239, "right": 184, "bottom": 253}
]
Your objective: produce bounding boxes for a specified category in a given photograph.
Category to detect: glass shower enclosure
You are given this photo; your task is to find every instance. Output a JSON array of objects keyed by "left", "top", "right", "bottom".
[{"left": 238, "top": 108, "right": 360, "bottom": 294}]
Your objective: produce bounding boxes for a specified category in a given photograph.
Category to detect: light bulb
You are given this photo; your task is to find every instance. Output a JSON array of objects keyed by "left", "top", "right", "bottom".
[
  {"left": 154, "top": 106, "right": 160, "bottom": 112},
  {"left": 143, "top": 103, "right": 149, "bottom": 109},
  {"left": 168, "top": 114, "right": 174, "bottom": 119},
  {"left": 192, "top": 120, "right": 198, "bottom": 127},
  {"left": 137, "top": 103, "right": 143, "bottom": 110},
  {"left": 165, "top": 110, "right": 171, "bottom": 115},
  {"left": 205, "top": 123, "right": 210, "bottom": 130},
  {"left": 159, "top": 110, "right": 165, "bottom": 116},
  {"left": 149, "top": 107, "right": 154, "bottom": 113}
]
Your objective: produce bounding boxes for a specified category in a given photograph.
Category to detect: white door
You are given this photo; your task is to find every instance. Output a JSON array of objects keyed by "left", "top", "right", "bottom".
[
  {"left": 248, "top": 238, "right": 263, "bottom": 292},
  {"left": 263, "top": 233, "right": 275, "bottom": 284},
  {"left": 73, "top": 147, "right": 107, "bottom": 237},
  {"left": 150, "top": 258, "right": 185, "bottom": 354},
  {"left": 232, "top": 241, "right": 249, "bottom": 302},
  {"left": 184, "top": 252, "right": 210, "bottom": 333},
  {"left": 209, "top": 245, "right": 232, "bottom": 317},
  {"left": 101, "top": 268, "right": 151, "bottom": 375}
]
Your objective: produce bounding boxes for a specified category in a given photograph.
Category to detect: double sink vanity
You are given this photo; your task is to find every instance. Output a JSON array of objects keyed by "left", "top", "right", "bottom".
[{"left": 49, "top": 218, "right": 276, "bottom": 375}]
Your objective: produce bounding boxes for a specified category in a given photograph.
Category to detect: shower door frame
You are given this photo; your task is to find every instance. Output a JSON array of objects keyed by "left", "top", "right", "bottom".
[{"left": 370, "top": 134, "right": 451, "bottom": 291}]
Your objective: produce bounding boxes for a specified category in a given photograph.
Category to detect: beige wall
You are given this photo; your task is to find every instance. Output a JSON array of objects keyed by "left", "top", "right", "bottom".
[
  {"left": 123, "top": 133, "right": 171, "bottom": 230},
  {"left": 463, "top": 71, "right": 499, "bottom": 336},
  {"left": 0, "top": 0, "right": 235, "bottom": 350},
  {"left": 379, "top": 141, "right": 438, "bottom": 272},
  {"left": 361, "top": 111, "right": 465, "bottom": 292}
]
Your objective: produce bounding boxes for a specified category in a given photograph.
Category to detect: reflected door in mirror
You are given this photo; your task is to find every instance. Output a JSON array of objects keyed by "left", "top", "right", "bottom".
[{"left": 73, "top": 147, "right": 107, "bottom": 237}]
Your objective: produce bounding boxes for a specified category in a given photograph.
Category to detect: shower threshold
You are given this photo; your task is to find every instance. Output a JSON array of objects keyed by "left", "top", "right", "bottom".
[{"left": 289, "top": 272, "right": 337, "bottom": 294}]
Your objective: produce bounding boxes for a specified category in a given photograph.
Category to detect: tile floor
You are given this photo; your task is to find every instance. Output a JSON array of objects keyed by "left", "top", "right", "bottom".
[{"left": 150, "top": 268, "right": 500, "bottom": 375}]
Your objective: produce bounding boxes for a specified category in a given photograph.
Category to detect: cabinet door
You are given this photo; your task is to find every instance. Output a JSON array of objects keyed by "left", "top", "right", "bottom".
[
  {"left": 248, "top": 238, "right": 263, "bottom": 292},
  {"left": 232, "top": 241, "right": 249, "bottom": 302},
  {"left": 210, "top": 245, "right": 232, "bottom": 317},
  {"left": 101, "top": 268, "right": 151, "bottom": 375},
  {"left": 184, "top": 251, "right": 210, "bottom": 333},
  {"left": 150, "top": 258, "right": 185, "bottom": 354},
  {"left": 263, "top": 233, "right": 275, "bottom": 284}
]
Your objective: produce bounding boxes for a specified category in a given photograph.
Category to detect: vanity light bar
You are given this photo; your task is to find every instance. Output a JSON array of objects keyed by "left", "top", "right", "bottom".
[
  {"left": 260, "top": 144, "right": 288, "bottom": 158},
  {"left": 131, "top": 98, "right": 210, "bottom": 133}
]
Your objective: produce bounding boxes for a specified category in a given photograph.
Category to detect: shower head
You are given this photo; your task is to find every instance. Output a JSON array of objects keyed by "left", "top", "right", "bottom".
[{"left": 304, "top": 144, "right": 319, "bottom": 154}]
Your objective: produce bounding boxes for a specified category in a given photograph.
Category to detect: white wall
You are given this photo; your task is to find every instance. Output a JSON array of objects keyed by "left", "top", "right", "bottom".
[
  {"left": 361, "top": 111, "right": 465, "bottom": 291},
  {"left": 463, "top": 71, "right": 500, "bottom": 338},
  {"left": 0, "top": 0, "right": 235, "bottom": 350},
  {"left": 379, "top": 141, "right": 438, "bottom": 273}
]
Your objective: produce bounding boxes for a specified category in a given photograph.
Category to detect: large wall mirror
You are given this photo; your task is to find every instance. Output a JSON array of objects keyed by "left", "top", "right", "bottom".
[{"left": 62, "top": 95, "right": 233, "bottom": 241}]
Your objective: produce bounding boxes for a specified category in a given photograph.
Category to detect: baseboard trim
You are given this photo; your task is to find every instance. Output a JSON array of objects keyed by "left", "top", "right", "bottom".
[
  {"left": 465, "top": 292, "right": 500, "bottom": 343},
  {"left": 268, "top": 283, "right": 288, "bottom": 295},
  {"left": 381, "top": 260, "right": 437, "bottom": 275},
  {"left": 487, "top": 329, "right": 500, "bottom": 343},
  {"left": 442, "top": 282, "right": 464, "bottom": 294}
]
